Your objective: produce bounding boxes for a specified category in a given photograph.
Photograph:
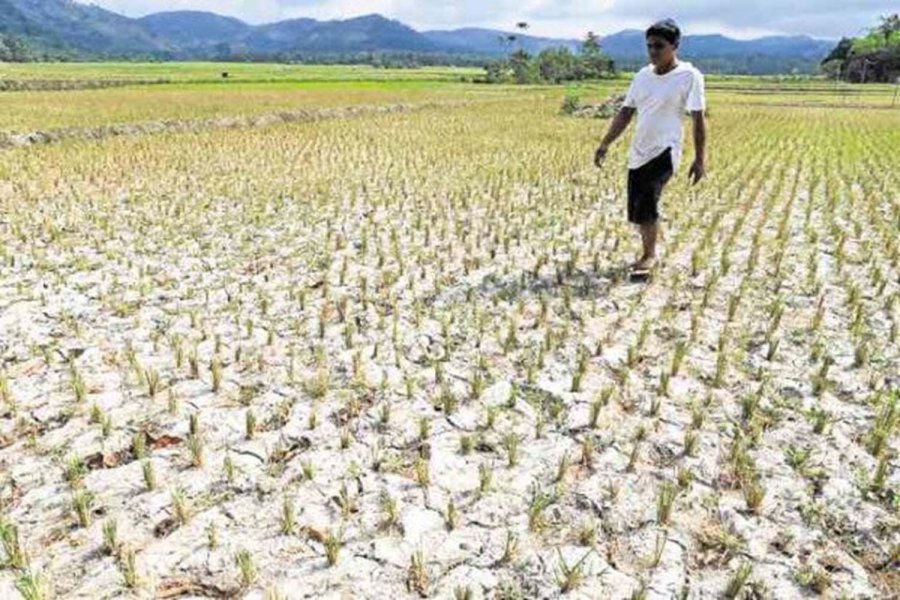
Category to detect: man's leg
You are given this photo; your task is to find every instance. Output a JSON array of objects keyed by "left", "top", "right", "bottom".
[
  {"left": 629, "top": 151, "right": 670, "bottom": 271},
  {"left": 634, "top": 158, "right": 672, "bottom": 270},
  {"left": 635, "top": 221, "right": 658, "bottom": 270},
  {"left": 627, "top": 176, "right": 658, "bottom": 270}
]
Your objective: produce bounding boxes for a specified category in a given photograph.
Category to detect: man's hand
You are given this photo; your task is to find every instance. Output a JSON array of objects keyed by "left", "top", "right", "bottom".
[
  {"left": 594, "top": 144, "right": 609, "bottom": 168},
  {"left": 688, "top": 158, "right": 706, "bottom": 185},
  {"left": 595, "top": 107, "right": 634, "bottom": 169}
]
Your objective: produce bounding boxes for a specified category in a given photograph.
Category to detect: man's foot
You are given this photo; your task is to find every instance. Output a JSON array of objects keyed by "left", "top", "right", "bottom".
[{"left": 630, "top": 256, "right": 657, "bottom": 272}]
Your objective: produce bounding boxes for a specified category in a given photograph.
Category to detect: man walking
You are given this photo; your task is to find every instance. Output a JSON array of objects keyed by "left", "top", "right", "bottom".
[{"left": 594, "top": 18, "right": 707, "bottom": 274}]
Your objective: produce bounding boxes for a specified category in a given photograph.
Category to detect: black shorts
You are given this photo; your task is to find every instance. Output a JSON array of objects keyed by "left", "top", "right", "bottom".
[{"left": 627, "top": 147, "right": 674, "bottom": 225}]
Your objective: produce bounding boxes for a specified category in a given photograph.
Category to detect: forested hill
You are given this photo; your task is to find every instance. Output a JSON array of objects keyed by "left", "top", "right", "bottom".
[{"left": 0, "top": 0, "right": 835, "bottom": 74}]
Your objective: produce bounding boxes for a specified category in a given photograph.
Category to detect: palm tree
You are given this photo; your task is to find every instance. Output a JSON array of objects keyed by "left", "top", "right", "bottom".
[{"left": 513, "top": 22, "right": 529, "bottom": 54}]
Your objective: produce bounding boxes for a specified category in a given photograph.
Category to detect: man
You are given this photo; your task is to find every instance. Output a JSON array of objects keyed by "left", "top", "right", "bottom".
[{"left": 594, "top": 18, "right": 706, "bottom": 274}]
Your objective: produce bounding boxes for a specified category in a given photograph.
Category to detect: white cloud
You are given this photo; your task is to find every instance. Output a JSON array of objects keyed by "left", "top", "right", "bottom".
[{"left": 82, "top": 0, "right": 897, "bottom": 39}]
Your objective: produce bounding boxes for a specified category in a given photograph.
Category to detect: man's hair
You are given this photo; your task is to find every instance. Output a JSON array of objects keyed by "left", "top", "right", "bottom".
[{"left": 646, "top": 18, "right": 681, "bottom": 46}]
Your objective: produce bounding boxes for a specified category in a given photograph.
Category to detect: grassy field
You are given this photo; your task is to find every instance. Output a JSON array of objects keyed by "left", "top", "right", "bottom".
[
  {"left": 0, "top": 63, "right": 896, "bottom": 134},
  {"left": 0, "top": 62, "right": 484, "bottom": 82},
  {"left": 0, "top": 80, "right": 515, "bottom": 133},
  {"left": 0, "top": 64, "right": 898, "bottom": 599}
]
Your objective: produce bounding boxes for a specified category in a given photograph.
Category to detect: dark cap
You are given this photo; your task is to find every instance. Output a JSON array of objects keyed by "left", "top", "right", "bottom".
[{"left": 646, "top": 18, "right": 681, "bottom": 46}]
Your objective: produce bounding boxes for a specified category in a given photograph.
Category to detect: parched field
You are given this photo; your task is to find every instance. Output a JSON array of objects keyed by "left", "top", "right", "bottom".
[{"left": 0, "top": 65, "right": 898, "bottom": 599}]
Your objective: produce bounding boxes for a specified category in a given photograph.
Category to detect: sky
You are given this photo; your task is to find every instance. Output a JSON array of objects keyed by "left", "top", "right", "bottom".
[{"left": 84, "top": 0, "right": 897, "bottom": 40}]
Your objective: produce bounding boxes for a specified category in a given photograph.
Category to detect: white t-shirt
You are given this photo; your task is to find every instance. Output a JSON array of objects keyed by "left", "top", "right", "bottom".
[{"left": 623, "top": 60, "right": 705, "bottom": 171}]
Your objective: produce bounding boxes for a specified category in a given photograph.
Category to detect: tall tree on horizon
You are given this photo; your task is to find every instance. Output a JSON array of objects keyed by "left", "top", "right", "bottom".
[{"left": 875, "top": 13, "right": 900, "bottom": 41}]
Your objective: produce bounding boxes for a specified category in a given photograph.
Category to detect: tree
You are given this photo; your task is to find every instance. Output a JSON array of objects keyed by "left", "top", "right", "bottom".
[
  {"left": 502, "top": 34, "right": 517, "bottom": 50},
  {"left": 819, "top": 15, "right": 900, "bottom": 84},
  {"left": 582, "top": 31, "right": 601, "bottom": 55},
  {"left": 580, "top": 31, "right": 615, "bottom": 78},
  {"left": 820, "top": 37, "right": 854, "bottom": 79},
  {"left": 482, "top": 22, "right": 616, "bottom": 84},
  {"left": 484, "top": 60, "right": 511, "bottom": 83},
  {"left": 537, "top": 47, "right": 578, "bottom": 83},
  {"left": 876, "top": 13, "right": 900, "bottom": 41},
  {"left": 0, "top": 35, "right": 31, "bottom": 62},
  {"left": 820, "top": 59, "right": 844, "bottom": 81},
  {"left": 821, "top": 37, "right": 853, "bottom": 65},
  {"left": 509, "top": 48, "right": 535, "bottom": 84}
]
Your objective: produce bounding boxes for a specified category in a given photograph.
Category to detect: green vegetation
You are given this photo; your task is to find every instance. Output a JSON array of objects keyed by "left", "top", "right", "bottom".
[
  {"left": 821, "top": 13, "right": 900, "bottom": 82},
  {"left": 484, "top": 28, "right": 615, "bottom": 84}
]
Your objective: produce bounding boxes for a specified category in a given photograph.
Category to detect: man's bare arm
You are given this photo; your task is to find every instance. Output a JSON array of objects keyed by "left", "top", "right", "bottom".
[
  {"left": 688, "top": 110, "right": 706, "bottom": 185},
  {"left": 594, "top": 106, "right": 635, "bottom": 167}
]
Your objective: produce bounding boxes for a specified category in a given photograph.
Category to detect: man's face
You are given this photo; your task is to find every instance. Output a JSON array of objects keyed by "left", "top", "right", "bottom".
[{"left": 646, "top": 34, "right": 676, "bottom": 65}]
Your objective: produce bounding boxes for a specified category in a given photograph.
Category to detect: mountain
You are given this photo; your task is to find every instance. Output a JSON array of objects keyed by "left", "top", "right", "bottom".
[
  {"left": 0, "top": 4, "right": 444, "bottom": 57},
  {"left": 0, "top": 0, "right": 168, "bottom": 55},
  {"left": 0, "top": 0, "right": 837, "bottom": 73},
  {"left": 243, "top": 18, "right": 320, "bottom": 53},
  {"left": 137, "top": 11, "right": 250, "bottom": 49},
  {"left": 422, "top": 28, "right": 581, "bottom": 55},
  {"left": 290, "top": 14, "right": 441, "bottom": 53},
  {"left": 142, "top": 12, "right": 442, "bottom": 56},
  {"left": 296, "top": 15, "right": 442, "bottom": 52},
  {"left": 736, "top": 35, "right": 836, "bottom": 59},
  {"left": 599, "top": 29, "right": 834, "bottom": 67}
]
